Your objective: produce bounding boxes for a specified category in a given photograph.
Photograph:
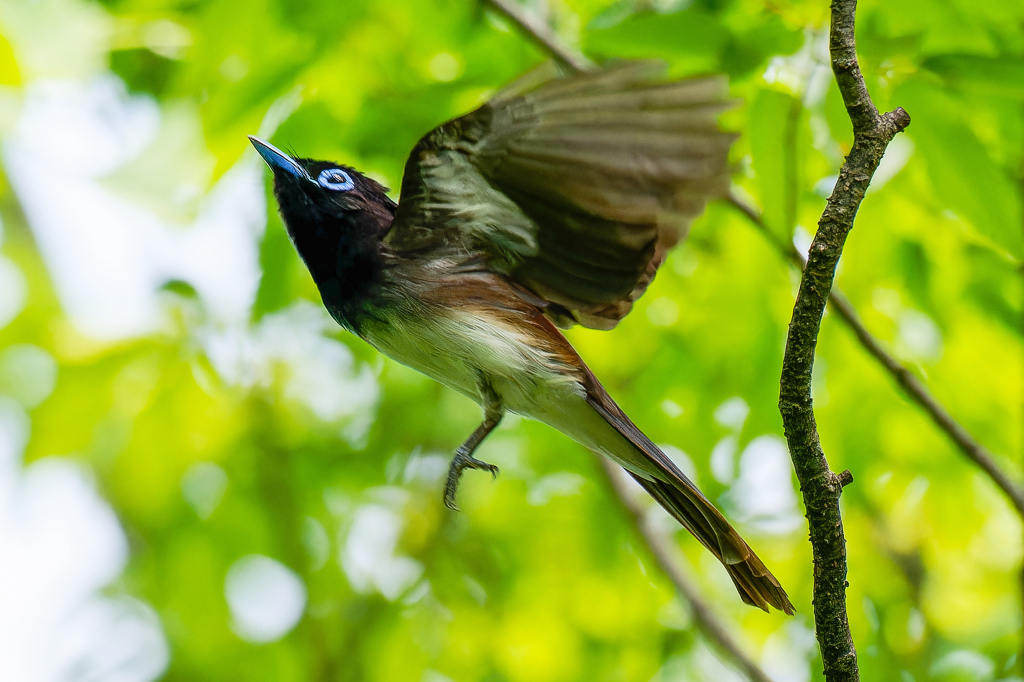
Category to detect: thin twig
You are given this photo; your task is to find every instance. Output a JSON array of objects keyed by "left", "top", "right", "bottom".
[
  {"left": 601, "top": 459, "right": 776, "bottom": 682},
  {"left": 778, "top": 0, "right": 910, "bottom": 679},
  {"left": 728, "top": 193, "right": 1024, "bottom": 518},
  {"left": 481, "top": 0, "right": 594, "bottom": 72}
]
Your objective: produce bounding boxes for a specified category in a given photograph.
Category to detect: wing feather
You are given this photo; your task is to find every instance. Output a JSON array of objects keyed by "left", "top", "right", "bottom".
[{"left": 387, "top": 62, "right": 735, "bottom": 329}]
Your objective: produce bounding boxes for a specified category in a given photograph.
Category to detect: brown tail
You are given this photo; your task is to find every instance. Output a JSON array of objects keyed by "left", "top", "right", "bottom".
[
  {"left": 629, "top": 473, "right": 793, "bottom": 614},
  {"left": 586, "top": 380, "right": 794, "bottom": 615}
]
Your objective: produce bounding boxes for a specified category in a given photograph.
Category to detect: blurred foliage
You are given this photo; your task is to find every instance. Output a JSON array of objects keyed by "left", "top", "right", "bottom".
[{"left": 0, "top": 0, "right": 1021, "bottom": 681}]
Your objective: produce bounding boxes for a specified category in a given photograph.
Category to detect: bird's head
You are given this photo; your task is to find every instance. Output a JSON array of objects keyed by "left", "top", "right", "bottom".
[
  {"left": 249, "top": 135, "right": 397, "bottom": 310},
  {"left": 249, "top": 136, "right": 397, "bottom": 246}
]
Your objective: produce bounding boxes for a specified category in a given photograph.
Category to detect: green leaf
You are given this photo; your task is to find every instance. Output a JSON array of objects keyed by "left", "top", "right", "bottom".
[
  {"left": 923, "top": 55, "right": 1024, "bottom": 99},
  {"left": 747, "top": 87, "right": 803, "bottom": 240},
  {"left": 895, "top": 77, "right": 1023, "bottom": 257},
  {"left": 584, "top": 8, "right": 728, "bottom": 73}
]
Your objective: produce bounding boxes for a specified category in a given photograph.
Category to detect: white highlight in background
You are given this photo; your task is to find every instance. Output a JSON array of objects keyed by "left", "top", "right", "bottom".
[
  {"left": 341, "top": 502, "right": 423, "bottom": 600},
  {"left": 225, "top": 554, "right": 307, "bottom": 644},
  {"left": 727, "top": 435, "right": 803, "bottom": 534},
  {"left": 3, "top": 76, "right": 264, "bottom": 340},
  {"left": 0, "top": 399, "right": 169, "bottom": 682},
  {"left": 180, "top": 461, "right": 228, "bottom": 520}
]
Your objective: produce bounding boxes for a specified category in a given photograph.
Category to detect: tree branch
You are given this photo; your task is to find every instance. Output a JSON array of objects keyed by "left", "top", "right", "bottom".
[
  {"left": 601, "top": 459, "right": 776, "bottom": 682},
  {"left": 728, "top": 193, "right": 1024, "bottom": 519},
  {"left": 481, "top": 0, "right": 594, "bottom": 72},
  {"left": 778, "top": 1, "right": 909, "bottom": 680}
]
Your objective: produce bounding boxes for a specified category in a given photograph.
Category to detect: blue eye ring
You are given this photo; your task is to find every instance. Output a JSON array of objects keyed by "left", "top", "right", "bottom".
[{"left": 317, "top": 168, "right": 355, "bottom": 191}]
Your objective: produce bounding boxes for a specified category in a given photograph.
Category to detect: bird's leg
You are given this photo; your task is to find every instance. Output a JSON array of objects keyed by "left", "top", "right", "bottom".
[{"left": 444, "top": 381, "right": 503, "bottom": 511}]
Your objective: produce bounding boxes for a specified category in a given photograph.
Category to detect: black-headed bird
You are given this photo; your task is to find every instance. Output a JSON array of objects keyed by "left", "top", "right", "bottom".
[{"left": 250, "top": 62, "right": 793, "bottom": 614}]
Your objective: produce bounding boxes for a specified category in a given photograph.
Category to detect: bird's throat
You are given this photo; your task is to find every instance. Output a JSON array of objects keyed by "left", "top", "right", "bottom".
[{"left": 287, "top": 221, "right": 387, "bottom": 331}]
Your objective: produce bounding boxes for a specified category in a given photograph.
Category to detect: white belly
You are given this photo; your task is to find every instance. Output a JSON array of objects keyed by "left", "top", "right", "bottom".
[
  {"left": 360, "top": 305, "right": 660, "bottom": 482},
  {"left": 359, "top": 306, "right": 584, "bottom": 414}
]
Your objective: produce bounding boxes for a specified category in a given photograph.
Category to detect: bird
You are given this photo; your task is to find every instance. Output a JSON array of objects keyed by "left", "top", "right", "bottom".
[{"left": 249, "top": 61, "right": 793, "bottom": 615}]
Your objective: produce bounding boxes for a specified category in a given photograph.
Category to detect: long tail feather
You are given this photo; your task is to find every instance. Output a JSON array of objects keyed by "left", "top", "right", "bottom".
[
  {"left": 628, "top": 474, "right": 793, "bottom": 614},
  {"left": 586, "top": 379, "right": 795, "bottom": 615}
]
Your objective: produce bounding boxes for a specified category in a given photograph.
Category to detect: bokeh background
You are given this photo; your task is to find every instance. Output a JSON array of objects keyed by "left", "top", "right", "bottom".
[{"left": 0, "top": 0, "right": 1021, "bottom": 680}]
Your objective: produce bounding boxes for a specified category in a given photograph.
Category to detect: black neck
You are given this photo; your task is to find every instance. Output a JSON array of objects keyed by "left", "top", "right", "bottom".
[{"left": 288, "top": 213, "right": 389, "bottom": 331}]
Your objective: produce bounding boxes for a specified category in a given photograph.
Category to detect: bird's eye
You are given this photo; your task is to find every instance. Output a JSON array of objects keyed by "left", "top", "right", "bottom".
[{"left": 317, "top": 168, "right": 355, "bottom": 191}]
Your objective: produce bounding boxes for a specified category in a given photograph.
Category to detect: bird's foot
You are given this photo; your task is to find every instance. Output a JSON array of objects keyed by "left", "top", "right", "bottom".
[{"left": 444, "top": 447, "right": 499, "bottom": 511}]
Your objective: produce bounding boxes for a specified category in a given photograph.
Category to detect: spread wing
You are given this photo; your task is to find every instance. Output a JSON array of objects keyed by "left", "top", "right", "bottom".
[{"left": 386, "top": 61, "right": 736, "bottom": 330}]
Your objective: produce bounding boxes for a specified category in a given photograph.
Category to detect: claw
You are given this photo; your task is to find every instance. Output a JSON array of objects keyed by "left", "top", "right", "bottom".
[
  {"left": 444, "top": 447, "right": 500, "bottom": 511},
  {"left": 444, "top": 385, "right": 503, "bottom": 511}
]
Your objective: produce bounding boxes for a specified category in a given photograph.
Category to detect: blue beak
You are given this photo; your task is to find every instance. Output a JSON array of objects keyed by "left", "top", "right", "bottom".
[{"left": 248, "top": 136, "right": 312, "bottom": 181}]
